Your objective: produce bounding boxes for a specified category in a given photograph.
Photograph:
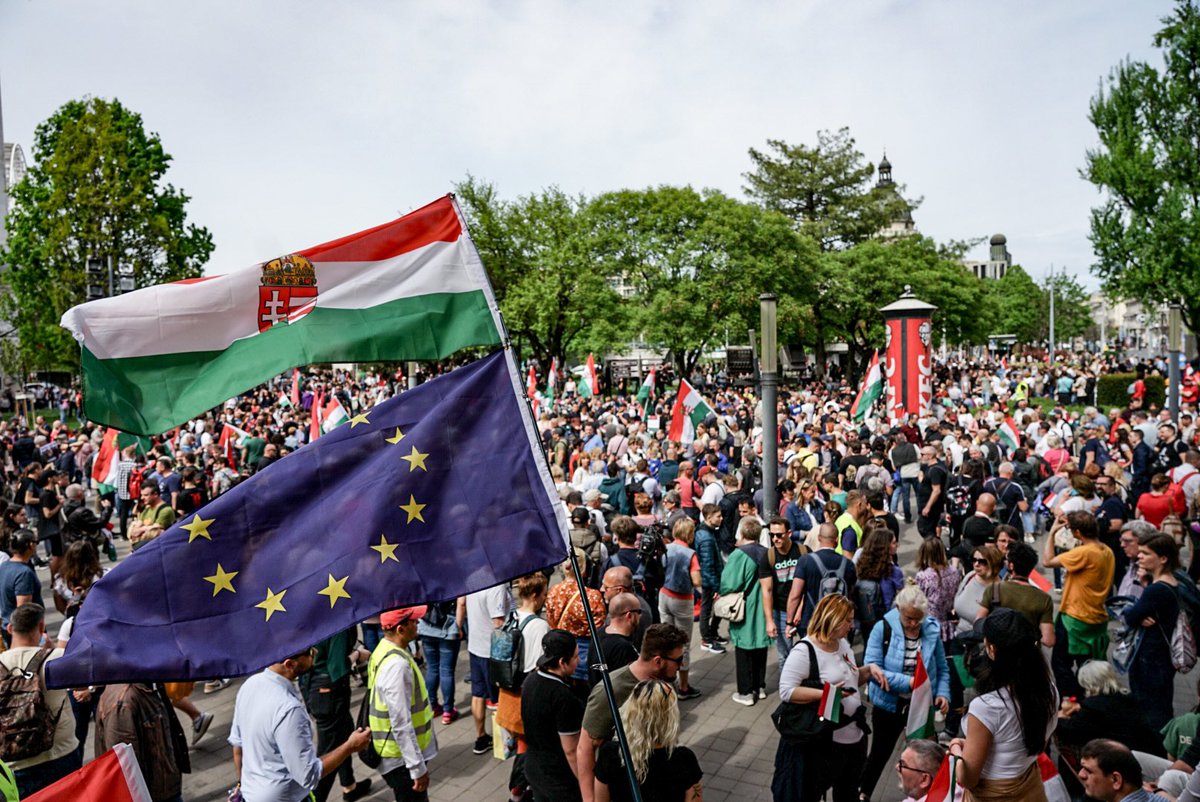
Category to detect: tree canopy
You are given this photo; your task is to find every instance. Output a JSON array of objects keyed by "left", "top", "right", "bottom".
[
  {"left": 0, "top": 97, "right": 213, "bottom": 371},
  {"left": 1084, "top": 0, "right": 1200, "bottom": 334}
]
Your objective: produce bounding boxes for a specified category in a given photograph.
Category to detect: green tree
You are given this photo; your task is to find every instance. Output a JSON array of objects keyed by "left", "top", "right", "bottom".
[
  {"left": 990, "top": 265, "right": 1044, "bottom": 342},
  {"left": 0, "top": 97, "right": 213, "bottom": 371},
  {"left": 1084, "top": 0, "right": 1200, "bottom": 334},
  {"left": 454, "top": 176, "right": 626, "bottom": 368},
  {"left": 588, "top": 186, "right": 820, "bottom": 377},
  {"left": 1040, "top": 270, "right": 1094, "bottom": 343},
  {"left": 823, "top": 236, "right": 992, "bottom": 376},
  {"left": 742, "top": 128, "right": 919, "bottom": 370}
]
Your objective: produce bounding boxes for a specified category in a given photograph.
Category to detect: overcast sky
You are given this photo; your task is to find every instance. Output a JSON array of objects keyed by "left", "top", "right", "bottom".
[{"left": 0, "top": 1, "right": 1175, "bottom": 287}]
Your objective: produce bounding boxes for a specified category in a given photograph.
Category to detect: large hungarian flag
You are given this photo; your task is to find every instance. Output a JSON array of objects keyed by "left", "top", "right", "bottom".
[
  {"left": 851, "top": 350, "right": 883, "bottom": 423},
  {"left": 61, "top": 196, "right": 502, "bottom": 435},
  {"left": 636, "top": 369, "right": 656, "bottom": 405},
  {"left": 25, "top": 743, "right": 150, "bottom": 802},
  {"left": 906, "top": 649, "right": 936, "bottom": 739},
  {"left": 92, "top": 428, "right": 151, "bottom": 493},
  {"left": 667, "top": 379, "right": 713, "bottom": 444},
  {"left": 584, "top": 353, "right": 600, "bottom": 396}
]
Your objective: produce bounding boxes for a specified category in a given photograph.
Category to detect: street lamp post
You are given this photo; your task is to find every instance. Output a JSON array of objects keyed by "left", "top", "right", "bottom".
[
  {"left": 1169, "top": 302, "right": 1182, "bottom": 421},
  {"left": 759, "top": 294, "right": 778, "bottom": 517}
]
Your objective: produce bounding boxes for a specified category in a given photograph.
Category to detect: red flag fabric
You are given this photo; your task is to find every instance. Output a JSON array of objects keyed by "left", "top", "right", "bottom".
[
  {"left": 291, "top": 368, "right": 300, "bottom": 406},
  {"left": 585, "top": 353, "right": 600, "bottom": 395},
  {"left": 924, "top": 754, "right": 957, "bottom": 802},
  {"left": 25, "top": 743, "right": 151, "bottom": 802},
  {"left": 310, "top": 388, "right": 324, "bottom": 442},
  {"left": 527, "top": 365, "right": 537, "bottom": 399}
]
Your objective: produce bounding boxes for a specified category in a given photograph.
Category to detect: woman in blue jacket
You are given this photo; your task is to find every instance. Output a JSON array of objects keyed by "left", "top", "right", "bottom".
[{"left": 858, "top": 583, "right": 951, "bottom": 802}]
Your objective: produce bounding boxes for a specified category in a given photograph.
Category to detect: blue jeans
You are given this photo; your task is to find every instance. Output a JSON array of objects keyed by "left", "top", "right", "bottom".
[
  {"left": 15, "top": 751, "right": 81, "bottom": 798},
  {"left": 891, "top": 477, "right": 917, "bottom": 520},
  {"left": 772, "top": 609, "right": 791, "bottom": 664},
  {"left": 421, "top": 635, "right": 461, "bottom": 710}
]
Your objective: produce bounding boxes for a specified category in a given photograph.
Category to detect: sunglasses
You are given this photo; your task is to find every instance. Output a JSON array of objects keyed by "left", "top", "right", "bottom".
[{"left": 972, "top": 557, "right": 988, "bottom": 565}]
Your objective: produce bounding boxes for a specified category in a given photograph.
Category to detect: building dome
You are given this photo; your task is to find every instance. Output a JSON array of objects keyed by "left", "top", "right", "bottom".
[
  {"left": 990, "top": 233, "right": 1007, "bottom": 246},
  {"left": 879, "top": 154, "right": 892, "bottom": 171}
]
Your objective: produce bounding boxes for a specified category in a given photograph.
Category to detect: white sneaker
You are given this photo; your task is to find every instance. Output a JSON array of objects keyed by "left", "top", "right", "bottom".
[
  {"left": 731, "top": 692, "right": 756, "bottom": 706},
  {"left": 192, "top": 711, "right": 213, "bottom": 745}
]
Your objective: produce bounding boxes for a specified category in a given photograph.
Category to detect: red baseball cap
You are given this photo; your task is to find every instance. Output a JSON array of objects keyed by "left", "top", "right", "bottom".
[{"left": 379, "top": 606, "right": 428, "bottom": 629}]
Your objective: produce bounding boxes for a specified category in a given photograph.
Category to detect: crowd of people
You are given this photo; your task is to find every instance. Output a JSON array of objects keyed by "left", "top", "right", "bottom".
[{"left": 1, "top": 351, "right": 1200, "bottom": 802}]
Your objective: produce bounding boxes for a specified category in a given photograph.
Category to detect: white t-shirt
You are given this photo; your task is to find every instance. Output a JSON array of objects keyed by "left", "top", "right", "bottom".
[
  {"left": 966, "top": 687, "right": 1058, "bottom": 780},
  {"left": 778, "top": 637, "right": 863, "bottom": 744},
  {"left": 466, "top": 585, "right": 514, "bottom": 657},
  {"left": 517, "top": 612, "right": 551, "bottom": 674}
]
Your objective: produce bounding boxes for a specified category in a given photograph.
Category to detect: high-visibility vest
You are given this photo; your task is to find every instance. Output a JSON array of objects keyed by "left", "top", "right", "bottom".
[
  {"left": 833, "top": 512, "right": 863, "bottom": 557},
  {"left": 0, "top": 759, "right": 17, "bottom": 802},
  {"left": 367, "top": 641, "right": 433, "bottom": 758}
]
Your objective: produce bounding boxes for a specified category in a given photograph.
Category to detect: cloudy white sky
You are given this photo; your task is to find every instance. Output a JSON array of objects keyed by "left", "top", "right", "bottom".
[{"left": 0, "top": 1, "right": 1175, "bottom": 286}]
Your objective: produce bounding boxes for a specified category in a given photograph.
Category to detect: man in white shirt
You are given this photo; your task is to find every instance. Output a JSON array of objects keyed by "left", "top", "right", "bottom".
[
  {"left": 230, "top": 648, "right": 369, "bottom": 802},
  {"left": 466, "top": 583, "right": 513, "bottom": 755}
]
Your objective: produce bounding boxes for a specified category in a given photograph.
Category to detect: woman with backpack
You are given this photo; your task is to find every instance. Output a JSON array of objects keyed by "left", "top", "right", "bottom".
[
  {"left": 852, "top": 526, "right": 900, "bottom": 646},
  {"left": 1122, "top": 533, "right": 1181, "bottom": 731},
  {"left": 417, "top": 596, "right": 467, "bottom": 725}
]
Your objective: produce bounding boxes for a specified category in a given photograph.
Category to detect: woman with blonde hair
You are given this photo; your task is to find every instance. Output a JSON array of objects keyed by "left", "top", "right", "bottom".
[
  {"left": 594, "top": 679, "right": 703, "bottom": 802},
  {"left": 772, "top": 593, "right": 880, "bottom": 801}
]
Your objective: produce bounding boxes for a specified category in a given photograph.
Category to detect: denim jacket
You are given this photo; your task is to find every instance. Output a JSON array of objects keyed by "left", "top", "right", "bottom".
[{"left": 864, "top": 608, "right": 950, "bottom": 713}]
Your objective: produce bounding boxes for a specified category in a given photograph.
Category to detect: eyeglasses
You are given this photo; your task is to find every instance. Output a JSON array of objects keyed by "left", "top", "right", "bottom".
[{"left": 897, "top": 761, "right": 930, "bottom": 776}]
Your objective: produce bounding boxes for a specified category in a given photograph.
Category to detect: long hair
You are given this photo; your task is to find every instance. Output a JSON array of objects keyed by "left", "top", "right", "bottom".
[
  {"left": 975, "top": 615, "right": 1057, "bottom": 756},
  {"left": 855, "top": 528, "right": 894, "bottom": 582},
  {"left": 618, "top": 679, "right": 679, "bottom": 783}
]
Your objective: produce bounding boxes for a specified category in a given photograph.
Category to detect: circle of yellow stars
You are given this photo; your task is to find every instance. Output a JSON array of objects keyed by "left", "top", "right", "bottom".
[{"left": 188, "top": 415, "right": 432, "bottom": 623}]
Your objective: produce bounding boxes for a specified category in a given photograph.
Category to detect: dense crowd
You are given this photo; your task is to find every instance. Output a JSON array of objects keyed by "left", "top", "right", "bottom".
[{"left": 0, "top": 350, "right": 1199, "bottom": 802}]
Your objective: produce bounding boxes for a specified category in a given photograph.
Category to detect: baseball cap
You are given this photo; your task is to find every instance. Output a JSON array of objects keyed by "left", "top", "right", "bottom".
[
  {"left": 571, "top": 506, "right": 591, "bottom": 525},
  {"left": 536, "top": 629, "right": 578, "bottom": 671},
  {"left": 379, "top": 605, "right": 428, "bottom": 630}
]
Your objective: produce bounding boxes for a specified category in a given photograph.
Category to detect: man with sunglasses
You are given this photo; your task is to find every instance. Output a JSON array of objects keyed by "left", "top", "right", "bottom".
[
  {"left": 575, "top": 623, "right": 688, "bottom": 802},
  {"left": 588, "top": 592, "right": 640, "bottom": 687}
]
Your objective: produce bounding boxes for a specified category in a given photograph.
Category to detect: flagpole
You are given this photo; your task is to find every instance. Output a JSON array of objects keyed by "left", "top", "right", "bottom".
[{"left": 451, "top": 195, "right": 644, "bottom": 802}]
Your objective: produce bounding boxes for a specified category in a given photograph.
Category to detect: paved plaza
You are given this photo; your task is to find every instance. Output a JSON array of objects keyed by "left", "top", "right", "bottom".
[{"left": 51, "top": 519, "right": 1199, "bottom": 802}]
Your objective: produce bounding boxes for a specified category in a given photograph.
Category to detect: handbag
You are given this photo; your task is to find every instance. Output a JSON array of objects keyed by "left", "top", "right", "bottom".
[
  {"left": 1111, "top": 625, "right": 1143, "bottom": 674},
  {"left": 770, "top": 640, "right": 833, "bottom": 745},
  {"left": 713, "top": 591, "right": 746, "bottom": 623}
]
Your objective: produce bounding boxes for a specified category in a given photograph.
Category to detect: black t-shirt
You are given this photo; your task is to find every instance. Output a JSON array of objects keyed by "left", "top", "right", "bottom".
[
  {"left": 869, "top": 511, "right": 900, "bottom": 540},
  {"left": 767, "top": 542, "right": 805, "bottom": 611},
  {"left": 983, "top": 478, "right": 1025, "bottom": 528},
  {"left": 521, "top": 671, "right": 585, "bottom": 795},
  {"left": 38, "top": 488, "right": 61, "bottom": 537},
  {"left": 595, "top": 743, "right": 703, "bottom": 802},
  {"left": 842, "top": 455, "right": 870, "bottom": 489},
  {"left": 1095, "top": 495, "right": 1130, "bottom": 538},
  {"left": 589, "top": 633, "right": 638, "bottom": 687},
  {"left": 961, "top": 515, "right": 995, "bottom": 548},
  {"left": 917, "top": 463, "right": 948, "bottom": 513}
]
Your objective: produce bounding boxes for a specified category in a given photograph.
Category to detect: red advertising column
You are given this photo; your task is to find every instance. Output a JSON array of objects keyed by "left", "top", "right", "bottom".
[{"left": 879, "top": 286, "right": 937, "bottom": 423}]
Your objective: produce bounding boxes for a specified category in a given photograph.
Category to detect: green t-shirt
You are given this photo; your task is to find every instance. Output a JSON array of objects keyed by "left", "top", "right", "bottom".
[
  {"left": 1162, "top": 712, "right": 1200, "bottom": 758},
  {"left": 582, "top": 665, "right": 639, "bottom": 740},
  {"left": 242, "top": 436, "right": 266, "bottom": 468}
]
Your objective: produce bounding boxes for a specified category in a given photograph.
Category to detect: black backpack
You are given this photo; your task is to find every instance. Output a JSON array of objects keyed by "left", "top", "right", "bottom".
[
  {"left": 0, "top": 649, "right": 60, "bottom": 762},
  {"left": 945, "top": 477, "right": 975, "bottom": 519},
  {"left": 490, "top": 614, "right": 538, "bottom": 692}
]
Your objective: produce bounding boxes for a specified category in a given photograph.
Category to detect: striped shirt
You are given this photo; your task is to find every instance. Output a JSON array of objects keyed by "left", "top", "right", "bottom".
[{"left": 115, "top": 460, "right": 137, "bottom": 500}]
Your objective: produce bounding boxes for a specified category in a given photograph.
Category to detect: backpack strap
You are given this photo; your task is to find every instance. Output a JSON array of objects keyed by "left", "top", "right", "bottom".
[
  {"left": 991, "top": 580, "right": 1002, "bottom": 607},
  {"left": 881, "top": 618, "right": 893, "bottom": 661},
  {"left": 835, "top": 558, "right": 847, "bottom": 581}
]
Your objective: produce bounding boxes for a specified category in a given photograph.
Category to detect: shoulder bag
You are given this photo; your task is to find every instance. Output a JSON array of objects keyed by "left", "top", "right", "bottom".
[{"left": 770, "top": 640, "right": 833, "bottom": 745}]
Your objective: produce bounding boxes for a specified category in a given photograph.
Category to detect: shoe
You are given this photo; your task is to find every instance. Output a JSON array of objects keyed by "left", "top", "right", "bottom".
[
  {"left": 714, "top": 636, "right": 730, "bottom": 645},
  {"left": 343, "top": 779, "right": 373, "bottom": 802},
  {"left": 486, "top": 699, "right": 498, "bottom": 710},
  {"left": 431, "top": 703, "right": 443, "bottom": 717},
  {"left": 442, "top": 707, "right": 459, "bottom": 725},
  {"left": 677, "top": 686, "right": 702, "bottom": 701},
  {"left": 731, "top": 692, "right": 756, "bottom": 706},
  {"left": 757, "top": 687, "right": 768, "bottom": 701},
  {"left": 192, "top": 711, "right": 213, "bottom": 745},
  {"left": 473, "top": 734, "right": 493, "bottom": 755},
  {"left": 701, "top": 641, "right": 727, "bottom": 654},
  {"left": 203, "top": 679, "right": 231, "bottom": 694}
]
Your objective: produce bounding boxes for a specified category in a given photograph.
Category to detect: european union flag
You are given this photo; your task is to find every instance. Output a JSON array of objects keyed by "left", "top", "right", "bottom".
[{"left": 47, "top": 351, "right": 569, "bottom": 688}]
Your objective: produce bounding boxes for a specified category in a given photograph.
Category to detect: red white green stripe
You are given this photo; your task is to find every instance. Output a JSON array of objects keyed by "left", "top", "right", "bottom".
[
  {"left": 636, "top": 369, "right": 656, "bottom": 405},
  {"left": 998, "top": 416, "right": 1021, "bottom": 450},
  {"left": 851, "top": 350, "right": 883, "bottom": 423},
  {"left": 62, "top": 196, "right": 502, "bottom": 435},
  {"left": 906, "top": 649, "right": 936, "bottom": 739},
  {"left": 817, "top": 682, "right": 842, "bottom": 722},
  {"left": 584, "top": 353, "right": 600, "bottom": 396},
  {"left": 925, "top": 755, "right": 958, "bottom": 802},
  {"left": 667, "top": 379, "right": 713, "bottom": 444},
  {"left": 320, "top": 398, "right": 348, "bottom": 433}
]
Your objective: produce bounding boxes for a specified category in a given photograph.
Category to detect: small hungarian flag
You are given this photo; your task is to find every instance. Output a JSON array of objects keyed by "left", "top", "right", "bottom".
[
  {"left": 277, "top": 391, "right": 293, "bottom": 409},
  {"left": 585, "top": 353, "right": 600, "bottom": 396},
  {"left": 1000, "top": 356, "right": 1009, "bottom": 372},
  {"left": 636, "top": 368, "right": 656, "bottom": 405},
  {"left": 24, "top": 743, "right": 151, "bottom": 802},
  {"left": 310, "top": 389, "right": 324, "bottom": 442},
  {"left": 218, "top": 422, "right": 250, "bottom": 467},
  {"left": 925, "top": 754, "right": 958, "bottom": 802},
  {"left": 998, "top": 416, "right": 1021, "bottom": 451},
  {"left": 1039, "top": 753, "right": 1071, "bottom": 802},
  {"left": 667, "top": 379, "right": 713, "bottom": 444},
  {"left": 1028, "top": 570, "right": 1053, "bottom": 593},
  {"left": 526, "top": 365, "right": 538, "bottom": 399},
  {"left": 906, "top": 649, "right": 936, "bottom": 739},
  {"left": 547, "top": 357, "right": 558, "bottom": 402},
  {"left": 850, "top": 351, "right": 883, "bottom": 424},
  {"left": 290, "top": 368, "right": 300, "bottom": 406},
  {"left": 321, "top": 398, "right": 349, "bottom": 433},
  {"left": 91, "top": 428, "right": 123, "bottom": 493},
  {"left": 818, "top": 682, "right": 842, "bottom": 722}
]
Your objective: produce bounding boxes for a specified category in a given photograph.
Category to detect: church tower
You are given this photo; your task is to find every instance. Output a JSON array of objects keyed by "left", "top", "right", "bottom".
[{"left": 875, "top": 151, "right": 915, "bottom": 238}]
